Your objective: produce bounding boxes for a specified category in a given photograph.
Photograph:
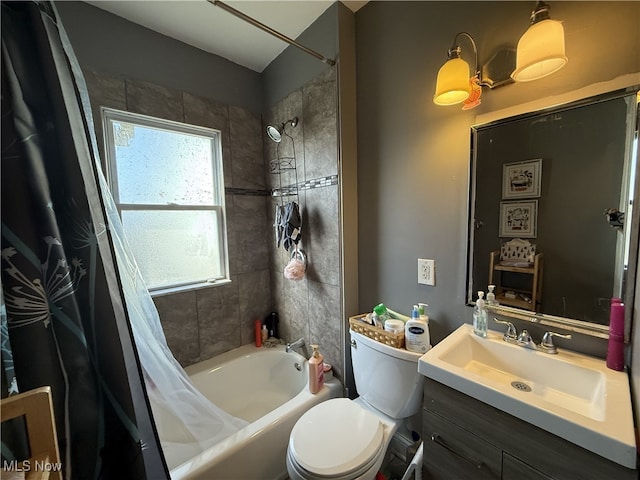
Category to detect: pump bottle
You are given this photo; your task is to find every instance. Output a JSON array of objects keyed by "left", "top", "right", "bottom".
[
  {"left": 405, "top": 306, "right": 431, "bottom": 353},
  {"left": 473, "top": 291, "right": 488, "bottom": 338},
  {"left": 308, "top": 345, "right": 325, "bottom": 394}
]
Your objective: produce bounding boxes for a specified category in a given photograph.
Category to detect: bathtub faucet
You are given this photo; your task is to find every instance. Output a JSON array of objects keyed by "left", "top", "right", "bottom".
[{"left": 286, "top": 338, "right": 305, "bottom": 354}]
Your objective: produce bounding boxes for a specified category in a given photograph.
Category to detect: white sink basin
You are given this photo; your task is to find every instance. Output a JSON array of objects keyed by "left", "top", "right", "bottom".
[{"left": 418, "top": 324, "right": 636, "bottom": 468}]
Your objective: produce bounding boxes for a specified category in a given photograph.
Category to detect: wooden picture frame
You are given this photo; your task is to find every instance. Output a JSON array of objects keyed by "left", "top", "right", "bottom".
[
  {"left": 499, "top": 200, "right": 538, "bottom": 238},
  {"left": 502, "top": 159, "right": 542, "bottom": 199}
]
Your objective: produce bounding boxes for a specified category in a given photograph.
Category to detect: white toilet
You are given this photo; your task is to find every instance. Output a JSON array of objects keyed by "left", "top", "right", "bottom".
[{"left": 286, "top": 329, "right": 425, "bottom": 480}]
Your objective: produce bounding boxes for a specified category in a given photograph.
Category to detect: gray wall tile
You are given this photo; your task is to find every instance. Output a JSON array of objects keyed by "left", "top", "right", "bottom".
[
  {"left": 304, "top": 185, "right": 340, "bottom": 286},
  {"left": 229, "top": 106, "right": 264, "bottom": 189},
  {"left": 153, "top": 291, "right": 199, "bottom": 366},
  {"left": 196, "top": 283, "right": 241, "bottom": 360},
  {"left": 238, "top": 270, "right": 272, "bottom": 345},
  {"left": 303, "top": 68, "right": 337, "bottom": 180},
  {"left": 308, "top": 281, "right": 343, "bottom": 380},
  {"left": 126, "top": 78, "right": 184, "bottom": 122}
]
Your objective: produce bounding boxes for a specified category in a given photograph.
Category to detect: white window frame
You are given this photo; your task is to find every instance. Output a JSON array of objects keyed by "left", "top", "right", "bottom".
[{"left": 101, "top": 107, "right": 230, "bottom": 295}]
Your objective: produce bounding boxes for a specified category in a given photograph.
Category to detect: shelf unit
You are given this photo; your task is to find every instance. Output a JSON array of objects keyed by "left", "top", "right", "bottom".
[{"left": 488, "top": 250, "right": 544, "bottom": 311}]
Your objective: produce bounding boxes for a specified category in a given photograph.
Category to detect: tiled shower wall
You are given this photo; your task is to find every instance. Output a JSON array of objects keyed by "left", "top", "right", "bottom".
[
  {"left": 264, "top": 67, "right": 345, "bottom": 380},
  {"left": 83, "top": 68, "right": 272, "bottom": 366}
]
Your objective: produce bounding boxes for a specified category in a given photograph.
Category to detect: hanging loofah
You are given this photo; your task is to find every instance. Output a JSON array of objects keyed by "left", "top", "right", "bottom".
[{"left": 284, "top": 249, "right": 306, "bottom": 281}]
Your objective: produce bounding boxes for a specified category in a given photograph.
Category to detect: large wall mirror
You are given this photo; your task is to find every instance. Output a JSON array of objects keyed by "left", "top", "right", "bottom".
[{"left": 467, "top": 87, "right": 639, "bottom": 336}]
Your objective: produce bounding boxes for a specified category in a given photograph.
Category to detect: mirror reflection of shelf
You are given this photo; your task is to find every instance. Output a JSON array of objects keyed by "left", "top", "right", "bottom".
[{"left": 489, "top": 251, "right": 544, "bottom": 312}]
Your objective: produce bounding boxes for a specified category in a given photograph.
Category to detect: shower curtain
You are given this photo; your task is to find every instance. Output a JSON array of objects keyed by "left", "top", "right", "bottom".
[{"left": 1, "top": 1, "right": 246, "bottom": 477}]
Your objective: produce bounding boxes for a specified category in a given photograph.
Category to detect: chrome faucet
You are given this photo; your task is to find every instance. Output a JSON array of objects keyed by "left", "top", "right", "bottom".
[
  {"left": 286, "top": 338, "right": 305, "bottom": 354},
  {"left": 493, "top": 318, "right": 517, "bottom": 343},
  {"left": 539, "top": 331, "right": 572, "bottom": 354},
  {"left": 516, "top": 329, "right": 538, "bottom": 350},
  {"left": 514, "top": 329, "right": 572, "bottom": 354}
]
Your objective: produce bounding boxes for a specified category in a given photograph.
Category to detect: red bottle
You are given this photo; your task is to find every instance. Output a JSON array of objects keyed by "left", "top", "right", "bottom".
[{"left": 255, "top": 319, "right": 262, "bottom": 347}]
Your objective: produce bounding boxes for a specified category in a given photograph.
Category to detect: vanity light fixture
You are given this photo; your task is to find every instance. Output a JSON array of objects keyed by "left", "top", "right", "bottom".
[
  {"left": 433, "top": 32, "right": 486, "bottom": 110},
  {"left": 511, "top": 1, "right": 567, "bottom": 82}
]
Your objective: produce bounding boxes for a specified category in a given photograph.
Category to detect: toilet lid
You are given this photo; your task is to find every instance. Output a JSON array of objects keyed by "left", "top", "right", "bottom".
[{"left": 289, "top": 398, "right": 384, "bottom": 477}]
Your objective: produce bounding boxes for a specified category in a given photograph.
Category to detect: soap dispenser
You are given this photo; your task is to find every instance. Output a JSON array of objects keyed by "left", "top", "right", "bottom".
[
  {"left": 308, "top": 345, "right": 324, "bottom": 394},
  {"left": 486, "top": 285, "right": 499, "bottom": 306},
  {"left": 473, "top": 291, "right": 488, "bottom": 338}
]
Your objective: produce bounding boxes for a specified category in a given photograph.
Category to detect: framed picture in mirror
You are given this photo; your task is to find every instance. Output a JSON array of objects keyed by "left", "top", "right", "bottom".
[
  {"left": 499, "top": 200, "right": 537, "bottom": 238},
  {"left": 502, "top": 159, "right": 542, "bottom": 199}
]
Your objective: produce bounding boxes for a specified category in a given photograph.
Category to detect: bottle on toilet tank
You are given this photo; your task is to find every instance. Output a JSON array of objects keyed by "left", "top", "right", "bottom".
[
  {"left": 405, "top": 306, "right": 431, "bottom": 353},
  {"left": 308, "top": 344, "right": 324, "bottom": 394}
]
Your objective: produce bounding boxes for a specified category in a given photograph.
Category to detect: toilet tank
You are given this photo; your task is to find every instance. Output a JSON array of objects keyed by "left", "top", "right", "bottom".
[{"left": 350, "top": 329, "right": 424, "bottom": 419}]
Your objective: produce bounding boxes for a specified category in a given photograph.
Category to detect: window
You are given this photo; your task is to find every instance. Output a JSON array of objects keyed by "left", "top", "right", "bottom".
[{"left": 102, "top": 108, "right": 229, "bottom": 293}]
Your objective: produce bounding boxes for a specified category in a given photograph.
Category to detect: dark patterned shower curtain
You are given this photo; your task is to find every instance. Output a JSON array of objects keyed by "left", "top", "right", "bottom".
[{"left": 1, "top": 2, "right": 167, "bottom": 478}]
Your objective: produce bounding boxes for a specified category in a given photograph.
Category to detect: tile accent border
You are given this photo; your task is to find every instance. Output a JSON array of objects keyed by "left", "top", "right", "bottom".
[
  {"left": 225, "top": 175, "right": 338, "bottom": 197},
  {"left": 270, "top": 174, "right": 338, "bottom": 198}
]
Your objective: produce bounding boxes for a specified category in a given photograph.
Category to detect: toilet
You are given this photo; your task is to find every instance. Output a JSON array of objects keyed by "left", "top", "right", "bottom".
[{"left": 286, "top": 329, "right": 425, "bottom": 480}]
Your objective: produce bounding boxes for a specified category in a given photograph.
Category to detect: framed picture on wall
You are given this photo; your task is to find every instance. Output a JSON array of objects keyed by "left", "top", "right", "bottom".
[
  {"left": 499, "top": 200, "right": 538, "bottom": 238},
  {"left": 502, "top": 159, "right": 542, "bottom": 199}
]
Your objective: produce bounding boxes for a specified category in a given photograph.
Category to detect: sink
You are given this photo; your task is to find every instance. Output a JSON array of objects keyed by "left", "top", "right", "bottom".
[{"left": 418, "top": 324, "right": 636, "bottom": 468}]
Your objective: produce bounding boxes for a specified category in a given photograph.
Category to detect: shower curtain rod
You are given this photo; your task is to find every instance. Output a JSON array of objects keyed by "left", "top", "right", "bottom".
[{"left": 208, "top": 0, "right": 336, "bottom": 67}]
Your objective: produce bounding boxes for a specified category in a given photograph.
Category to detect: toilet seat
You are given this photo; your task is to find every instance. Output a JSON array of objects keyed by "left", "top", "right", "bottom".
[{"left": 288, "top": 398, "right": 384, "bottom": 478}]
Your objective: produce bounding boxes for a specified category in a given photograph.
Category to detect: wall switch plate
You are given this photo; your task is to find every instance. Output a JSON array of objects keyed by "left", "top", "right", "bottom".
[{"left": 418, "top": 258, "right": 435, "bottom": 286}]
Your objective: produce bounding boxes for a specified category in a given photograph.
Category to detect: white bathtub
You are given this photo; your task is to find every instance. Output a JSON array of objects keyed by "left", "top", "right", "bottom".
[{"left": 168, "top": 344, "right": 342, "bottom": 479}]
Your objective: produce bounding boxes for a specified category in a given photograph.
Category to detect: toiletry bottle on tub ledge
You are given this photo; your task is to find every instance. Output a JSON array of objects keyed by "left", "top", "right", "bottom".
[{"left": 308, "top": 344, "right": 324, "bottom": 394}]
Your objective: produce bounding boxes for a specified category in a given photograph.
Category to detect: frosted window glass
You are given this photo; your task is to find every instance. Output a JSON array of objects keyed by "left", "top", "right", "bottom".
[
  {"left": 122, "top": 210, "right": 222, "bottom": 289},
  {"left": 103, "top": 108, "right": 228, "bottom": 292},
  {"left": 112, "top": 120, "right": 215, "bottom": 205}
]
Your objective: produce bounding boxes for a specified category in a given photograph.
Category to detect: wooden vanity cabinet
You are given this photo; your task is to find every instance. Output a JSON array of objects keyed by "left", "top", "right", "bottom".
[{"left": 422, "top": 378, "right": 637, "bottom": 480}]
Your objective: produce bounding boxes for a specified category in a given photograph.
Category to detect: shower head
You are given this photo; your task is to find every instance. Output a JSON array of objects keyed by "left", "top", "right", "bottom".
[{"left": 266, "top": 117, "right": 298, "bottom": 143}]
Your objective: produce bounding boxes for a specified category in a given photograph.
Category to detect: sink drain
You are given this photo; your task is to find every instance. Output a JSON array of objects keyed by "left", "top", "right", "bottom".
[{"left": 511, "top": 381, "right": 532, "bottom": 392}]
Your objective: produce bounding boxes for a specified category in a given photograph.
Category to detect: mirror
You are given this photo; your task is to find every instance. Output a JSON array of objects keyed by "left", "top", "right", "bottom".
[{"left": 467, "top": 87, "right": 639, "bottom": 333}]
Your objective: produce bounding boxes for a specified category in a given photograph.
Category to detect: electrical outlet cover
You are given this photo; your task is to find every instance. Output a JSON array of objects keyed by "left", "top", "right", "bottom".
[{"left": 418, "top": 258, "right": 435, "bottom": 286}]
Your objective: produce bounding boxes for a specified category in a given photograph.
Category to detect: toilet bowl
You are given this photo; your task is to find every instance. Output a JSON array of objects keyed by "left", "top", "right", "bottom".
[
  {"left": 286, "top": 329, "right": 425, "bottom": 480},
  {"left": 286, "top": 398, "right": 399, "bottom": 480}
]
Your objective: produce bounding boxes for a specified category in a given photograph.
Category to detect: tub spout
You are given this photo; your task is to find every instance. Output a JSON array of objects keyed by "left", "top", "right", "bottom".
[{"left": 286, "top": 338, "right": 305, "bottom": 354}]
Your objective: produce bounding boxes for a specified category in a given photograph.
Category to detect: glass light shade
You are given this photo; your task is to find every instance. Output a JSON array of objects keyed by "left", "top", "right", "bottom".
[
  {"left": 512, "top": 19, "right": 567, "bottom": 82},
  {"left": 434, "top": 57, "right": 471, "bottom": 105}
]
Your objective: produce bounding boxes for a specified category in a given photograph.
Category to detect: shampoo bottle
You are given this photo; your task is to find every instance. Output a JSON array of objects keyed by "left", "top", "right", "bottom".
[
  {"left": 308, "top": 344, "right": 325, "bottom": 394},
  {"left": 473, "top": 291, "right": 488, "bottom": 338},
  {"left": 254, "top": 319, "right": 263, "bottom": 347},
  {"left": 405, "top": 306, "right": 431, "bottom": 353}
]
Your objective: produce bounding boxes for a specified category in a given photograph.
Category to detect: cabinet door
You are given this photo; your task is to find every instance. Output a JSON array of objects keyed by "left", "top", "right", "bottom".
[
  {"left": 502, "top": 453, "right": 553, "bottom": 480},
  {"left": 423, "top": 409, "right": 502, "bottom": 480}
]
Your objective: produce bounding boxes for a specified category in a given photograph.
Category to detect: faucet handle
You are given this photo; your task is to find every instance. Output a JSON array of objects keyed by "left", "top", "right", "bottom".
[
  {"left": 493, "top": 318, "right": 517, "bottom": 343},
  {"left": 517, "top": 329, "right": 532, "bottom": 345},
  {"left": 540, "top": 331, "right": 572, "bottom": 354}
]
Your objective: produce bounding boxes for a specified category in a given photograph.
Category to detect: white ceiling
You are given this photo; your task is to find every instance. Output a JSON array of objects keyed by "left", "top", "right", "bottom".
[{"left": 85, "top": 1, "right": 368, "bottom": 73}]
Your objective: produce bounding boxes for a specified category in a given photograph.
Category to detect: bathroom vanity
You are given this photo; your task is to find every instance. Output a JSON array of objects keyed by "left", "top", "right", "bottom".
[
  {"left": 418, "top": 324, "right": 637, "bottom": 480},
  {"left": 422, "top": 378, "right": 636, "bottom": 480}
]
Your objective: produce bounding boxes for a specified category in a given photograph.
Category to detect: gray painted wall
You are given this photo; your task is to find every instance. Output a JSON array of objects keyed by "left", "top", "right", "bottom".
[
  {"left": 355, "top": 1, "right": 640, "bottom": 347},
  {"left": 261, "top": 3, "right": 338, "bottom": 109},
  {"left": 57, "top": 2, "right": 262, "bottom": 113}
]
